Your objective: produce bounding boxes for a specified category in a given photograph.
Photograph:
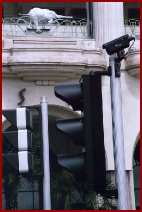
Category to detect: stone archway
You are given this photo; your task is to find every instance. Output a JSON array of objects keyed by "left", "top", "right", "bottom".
[
  {"left": 132, "top": 132, "right": 140, "bottom": 209},
  {"left": 132, "top": 132, "right": 140, "bottom": 158},
  {"left": 2, "top": 104, "right": 82, "bottom": 154},
  {"left": 48, "top": 105, "right": 82, "bottom": 155},
  {"left": 2, "top": 104, "right": 82, "bottom": 210},
  {"left": 48, "top": 104, "right": 81, "bottom": 119}
]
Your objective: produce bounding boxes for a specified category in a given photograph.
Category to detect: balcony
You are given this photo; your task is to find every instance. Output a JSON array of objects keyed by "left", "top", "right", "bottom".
[
  {"left": 2, "top": 36, "right": 106, "bottom": 85},
  {"left": 2, "top": 17, "right": 140, "bottom": 83},
  {"left": 2, "top": 17, "right": 93, "bottom": 38}
]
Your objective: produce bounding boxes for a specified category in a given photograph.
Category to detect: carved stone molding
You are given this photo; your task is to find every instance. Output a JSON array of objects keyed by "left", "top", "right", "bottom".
[
  {"left": 3, "top": 63, "right": 107, "bottom": 83},
  {"left": 125, "top": 48, "right": 140, "bottom": 78},
  {"left": 2, "top": 36, "right": 107, "bottom": 83},
  {"left": 127, "top": 67, "right": 140, "bottom": 77}
]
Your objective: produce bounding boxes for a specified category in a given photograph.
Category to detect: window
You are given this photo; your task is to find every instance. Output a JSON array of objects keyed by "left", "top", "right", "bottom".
[
  {"left": 133, "top": 140, "right": 140, "bottom": 210},
  {"left": 128, "top": 8, "right": 140, "bottom": 20},
  {"left": 68, "top": 8, "right": 86, "bottom": 20}
]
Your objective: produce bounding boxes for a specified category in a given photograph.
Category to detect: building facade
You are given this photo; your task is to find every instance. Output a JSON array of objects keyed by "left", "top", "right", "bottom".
[{"left": 2, "top": 2, "right": 140, "bottom": 210}]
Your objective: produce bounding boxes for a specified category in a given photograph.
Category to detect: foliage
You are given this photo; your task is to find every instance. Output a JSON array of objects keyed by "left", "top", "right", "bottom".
[
  {"left": 2, "top": 138, "right": 20, "bottom": 209},
  {"left": 2, "top": 164, "right": 20, "bottom": 210},
  {"left": 51, "top": 170, "right": 117, "bottom": 210},
  {"left": 2, "top": 132, "right": 42, "bottom": 210},
  {"left": 3, "top": 132, "right": 117, "bottom": 210}
]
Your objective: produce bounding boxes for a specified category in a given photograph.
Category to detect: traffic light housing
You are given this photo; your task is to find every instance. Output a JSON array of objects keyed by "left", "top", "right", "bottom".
[
  {"left": 55, "top": 73, "right": 106, "bottom": 192},
  {"left": 2, "top": 108, "right": 33, "bottom": 173}
]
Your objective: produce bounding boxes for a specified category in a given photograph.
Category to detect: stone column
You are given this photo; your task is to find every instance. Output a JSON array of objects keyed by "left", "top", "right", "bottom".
[{"left": 93, "top": 2, "right": 124, "bottom": 58}]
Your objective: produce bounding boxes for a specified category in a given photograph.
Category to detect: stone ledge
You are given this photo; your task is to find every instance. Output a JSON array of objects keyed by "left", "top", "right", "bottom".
[
  {"left": 2, "top": 36, "right": 107, "bottom": 83},
  {"left": 2, "top": 63, "right": 107, "bottom": 82}
]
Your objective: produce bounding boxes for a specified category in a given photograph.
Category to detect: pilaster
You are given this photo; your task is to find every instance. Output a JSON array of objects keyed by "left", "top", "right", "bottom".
[{"left": 93, "top": 2, "right": 124, "bottom": 59}]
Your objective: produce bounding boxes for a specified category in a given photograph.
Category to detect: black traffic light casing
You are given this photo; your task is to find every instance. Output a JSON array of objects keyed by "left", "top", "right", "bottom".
[
  {"left": 2, "top": 108, "right": 33, "bottom": 173},
  {"left": 82, "top": 75, "right": 106, "bottom": 191},
  {"left": 56, "top": 118, "right": 84, "bottom": 146},
  {"left": 3, "top": 130, "right": 32, "bottom": 151},
  {"left": 55, "top": 74, "right": 106, "bottom": 192}
]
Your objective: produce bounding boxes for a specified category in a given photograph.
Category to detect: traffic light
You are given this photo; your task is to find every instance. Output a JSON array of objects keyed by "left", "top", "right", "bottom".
[
  {"left": 2, "top": 108, "right": 33, "bottom": 173},
  {"left": 54, "top": 73, "right": 106, "bottom": 192}
]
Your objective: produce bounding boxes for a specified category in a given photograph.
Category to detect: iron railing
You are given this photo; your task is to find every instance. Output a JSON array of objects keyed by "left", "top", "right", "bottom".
[
  {"left": 2, "top": 17, "right": 93, "bottom": 38},
  {"left": 2, "top": 17, "right": 140, "bottom": 40},
  {"left": 124, "top": 19, "right": 140, "bottom": 40}
]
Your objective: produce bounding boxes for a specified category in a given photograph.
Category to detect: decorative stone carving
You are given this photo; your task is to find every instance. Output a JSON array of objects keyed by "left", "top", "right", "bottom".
[
  {"left": 125, "top": 48, "right": 140, "bottom": 77},
  {"left": 5, "top": 64, "right": 106, "bottom": 83},
  {"left": 18, "top": 88, "right": 26, "bottom": 105},
  {"left": 36, "top": 81, "right": 55, "bottom": 86}
]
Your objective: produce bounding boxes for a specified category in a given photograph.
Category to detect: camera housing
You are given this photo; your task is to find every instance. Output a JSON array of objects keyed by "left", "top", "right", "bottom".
[{"left": 102, "top": 34, "right": 135, "bottom": 55}]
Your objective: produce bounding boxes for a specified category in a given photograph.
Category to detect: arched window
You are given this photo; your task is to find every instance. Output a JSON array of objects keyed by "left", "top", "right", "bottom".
[{"left": 133, "top": 139, "right": 140, "bottom": 210}]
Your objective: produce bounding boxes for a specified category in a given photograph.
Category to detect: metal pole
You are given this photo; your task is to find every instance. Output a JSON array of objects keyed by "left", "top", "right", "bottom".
[
  {"left": 86, "top": 2, "right": 93, "bottom": 38},
  {"left": 86, "top": 2, "right": 90, "bottom": 38},
  {"left": 40, "top": 96, "right": 51, "bottom": 210},
  {"left": 109, "top": 54, "right": 129, "bottom": 210}
]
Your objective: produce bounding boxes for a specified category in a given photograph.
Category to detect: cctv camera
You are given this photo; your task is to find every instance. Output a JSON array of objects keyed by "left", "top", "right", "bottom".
[{"left": 102, "top": 34, "right": 135, "bottom": 55}]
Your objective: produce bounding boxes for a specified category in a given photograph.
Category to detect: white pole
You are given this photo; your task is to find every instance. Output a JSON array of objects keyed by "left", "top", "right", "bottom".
[
  {"left": 109, "top": 54, "right": 129, "bottom": 209},
  {"left": 40, "top": 96, "right": 51, "bottom": 210}
]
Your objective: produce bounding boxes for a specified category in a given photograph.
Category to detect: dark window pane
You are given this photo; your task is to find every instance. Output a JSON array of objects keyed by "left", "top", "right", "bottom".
[
  {"left": 2, "top": 194, "right": 5, "bottom": 209},
  {"left": 128, "top": 8, "right": 140, "bottom": 19},
  {"left": 34, "top": 192, "right": 39, "bottom": 209},
  {"left": 17, "top": 192, "right": 33, "bottom": 209},
  {"left": 49, "top": 8, "right": 65, "bottom": 16},
  {"left": 134, "top": 190, "right": 140, "bottom": 208}
]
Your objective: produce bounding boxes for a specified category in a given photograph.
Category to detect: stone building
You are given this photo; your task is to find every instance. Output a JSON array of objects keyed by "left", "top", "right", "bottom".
[{"left": 2, "top": 2, "right": 140, "bottom": 210}]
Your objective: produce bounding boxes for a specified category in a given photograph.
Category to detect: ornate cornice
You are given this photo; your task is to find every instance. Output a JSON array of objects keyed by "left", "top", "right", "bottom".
[{"left": 2, "top": 63, "right": 107, "bottom": 84}]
